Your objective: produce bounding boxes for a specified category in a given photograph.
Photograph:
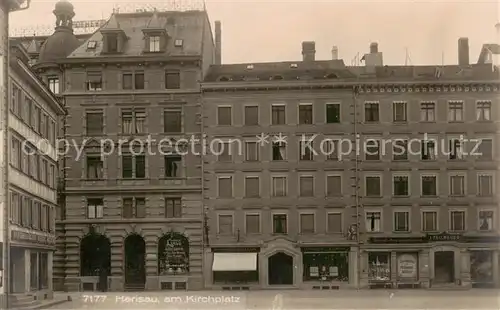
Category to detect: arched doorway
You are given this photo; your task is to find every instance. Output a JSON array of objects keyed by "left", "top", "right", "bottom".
[
  {"left": 268, "top": 252, "right": 294, "bottom": 285},
  {"left": 124, "top": 234, "right": 146, "bottom": 290},
  {"left": 80, "top": 233, "right": 111, "bottom": 292},
  {"left": 158, "top": 232, "right": 190, "bottom": 275}
]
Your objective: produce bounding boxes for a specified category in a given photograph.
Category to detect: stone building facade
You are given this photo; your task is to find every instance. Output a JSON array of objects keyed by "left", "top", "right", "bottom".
[
  {"left": 31, "top": 1, "right": 218, "bottom": 292},
  {"left": 201, "top": 40, "right": 500, "bottom": 290}
]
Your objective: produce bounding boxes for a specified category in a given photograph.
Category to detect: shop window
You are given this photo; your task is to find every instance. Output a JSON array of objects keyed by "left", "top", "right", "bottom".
[
  {"left": 396, "top": 253, "right": 418, "bottom": 282},
  {"left": 302, "top": 251, "right": 349, "bottom": 282},
  {"left": 39, "top": 253, "right": 49, "bottom": 289},
  {"left": 368, "top": 253, "right": 390, "bottom": 282},
  {"left": 30, "top": 253, "right": 38, "bottom": 290},
  {"left": 470, "top": 251, "right": 493, "bottom": 285},
  {"left": 213, "top": 270, "right": 259, "bottom": 284}
]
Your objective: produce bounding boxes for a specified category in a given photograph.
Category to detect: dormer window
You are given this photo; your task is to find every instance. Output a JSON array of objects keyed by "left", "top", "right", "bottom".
[
  {"left": 48, "top": 77, "right": 60, "bottom": 94},
  {"left": 87, "top": 41, "right": 97, "bottom": 49},
  {"left": 149, "top": 36, "right": 161, "bottom": 52},
  {"left": 106, "top": 34, "right": 118, "bottom": 53},
  {"left": 174, "top": 39, "right": 183, "bottom": 47}
]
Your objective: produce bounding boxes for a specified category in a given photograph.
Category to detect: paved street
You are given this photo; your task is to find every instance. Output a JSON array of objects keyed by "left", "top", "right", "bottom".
[{"left": 46, "top": 290, "right": 500, "bottom": 309}]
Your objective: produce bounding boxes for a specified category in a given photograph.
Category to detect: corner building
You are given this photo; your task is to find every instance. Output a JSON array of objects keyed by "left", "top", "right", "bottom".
[
  {"left": 33, "top": 1, "right": 218, "bottom": 291},
  {"left": 201, "top": 40, "right": 500, "bottom": 289}
]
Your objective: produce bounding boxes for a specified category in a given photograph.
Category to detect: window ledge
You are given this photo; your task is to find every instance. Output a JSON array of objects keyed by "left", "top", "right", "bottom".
[
  {"left": 393, "top": 195, "right": 411, "bottom": 198},
  {"left": 420, "top": 195, "right": 438, "bottom": 198},
  {"left": 392, "top": 230, "right": 412, "bottom": 234}
]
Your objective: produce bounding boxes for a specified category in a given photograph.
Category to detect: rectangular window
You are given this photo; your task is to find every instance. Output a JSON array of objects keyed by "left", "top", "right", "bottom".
[
  {"left": 365, "top": 140, "right": 380, "bottom": 160},
  {"left": 448, "top": 101, "right": 464, "bottom": 122},
  {"left": 325, "top": 140, "right": 339, "bottom": 160},
  {"left": 477, "top": 139, "right": 493, "bottom": 160},
  {"left": 393, "top": 101, "right": 407, "bottom": 122},
  {"left": 217, "top": 106, "right": 232, "bottom": 126},
  {"left": 86, "top": 111, "right": 104, "bottom": 135},
  {"left": 245, "top": 142, "right": 259, "bottom": 161},
  {"left": 326, "top": 175, "right": 341, "bottom": 197},
  {"left": 217, "top": 142, "right": 232, "bottom": 162},
  {"left": 476, "top": 101, "right": 491, "bottom": 121},
  {"left": 10, "top": 138, "right": 20, "bottom": 169},
  {"left": 327, "top": 213, "right": 342, "bottom": 233},
  {"left": 164, "top": 109, "right": 182, "bottom": 133},
  {"left": 244, "top": 106, "right": 259, "bottom": 125},
  {"left": 450, "top": 175, "right": 465, "bottom": 196},
  {"left": 450, "top": 211, "right": 465, "bottom": 231},
  {"left": 364, "top": 102, "right": 379, "bottom": 122},
  {"left": 420, "top": 102, "right": 435, "bottom": 122},
  {"left": 218, "top": 215, "right": 233, "bottom": 234},
  {"left": 299, "top": 176, "right": 314, "bottom": 197},
  {"left": 393, "top": 139, "right": 408, "bottom": 160},
  {"left": 149, "top": 36, "right": 160, "bottom": 52},
  {"left": 122, "top": 73, "right": 133, "bottom": 90},
  {"left": 24, "top": 97, "right": 32, "bottom": 124},
  {"left": 365, "top": 176, "right": 381, "bottom": 197},
  {"left": 86, "top": 155, "right": 103, "bottom": 179},
  {"left": 48, "top": 77, "right": 59, "bottom": 94},
  {"left": 273, "top": 214, "right": 287, "bottom": 234},
  {"left": 106, "top": 34, "right": 118, "bottom": 53},
  {"left": 164, "top": 155, "right": 181, "bottom": 178},
  {"left": 272, "top": 177, "right": 287, "bottom": 197},
  {"left": 326, "top": 103, "right": 340, "bottom": 123},
  {"left": 394, "top": 211, "right": 409, "bottom": 232},
  {"left": 421, "top": 175, "right": 437, "bottom": 196},
  {"left": 218, "top": 177, "right": 233, "bottom": 198},
  {"left": 271, "top": 104, "right": 286, "bottom": 125},
  {"left": 299, "top": 141, "right": 314, "bottom": 160},
  {"left": 122, "top": 197, "right": 146, "bottom": 219},
  {"left": 87, "top": 198, "right": 104, "bottom": 219},
  {"left": 86, "top": 72, "right": 103, "bottom": 91},
  {"left": 422, "top": 211, "right": 437, "bottom": 232},
  {"left": 366, "top": 212, "right": 381, "bottom": 232},
  {"left": 393, "top": 176, "right": 409, "bottom": 196},
  {"left": 123, "top": 72, "right": 145, "bottom": 90},
  {"left": 300, "top": 214, "right": 315, "bottom": 234},
  {"left": 10, "top": 84, "right": 19, "bottom": 114},
  {"left": 245, "top": 214, "right": 260, "bottom": 234},
  {"left": 165, "top": 198, "right": 182, "bottom": 218},
  {"left": 479, "top": 210, "right": 494, "bottom": 231},
  {"left": 478, "top": 175, "right": 493, "bottom": 196},
  {"left": 272, "top": 142, "right": 286, "bottom": 161},
  {"left": 121, "top": 108, "right": 146, "bottom": 134},
  {"left": 122, "top": 154, "right": 145, "bottom": 179},
  {"left": 299, "top": 104, "right": 313, "bottom": 124},
  {"left": 421, "top": 140, "right": 436, "bottom": 160},
  {"left": 165, "top": 71, "right": 180, "bottom": 89},
  {"left": 449, "top": 139, "right": 464, "bottom": 160},
  {"left": 245, "top": 177, "right": 260, "bottom": 198}
]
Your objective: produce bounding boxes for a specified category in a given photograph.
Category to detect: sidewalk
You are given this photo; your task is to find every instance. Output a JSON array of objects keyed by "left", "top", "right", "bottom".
[{"left": 35, "top": 293, "right": 71, "bottom": 310}]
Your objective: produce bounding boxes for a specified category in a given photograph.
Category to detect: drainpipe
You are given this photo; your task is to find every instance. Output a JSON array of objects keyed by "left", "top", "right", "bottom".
[{"left": 352, "top": 85, "right": 362, "bottom": 290}]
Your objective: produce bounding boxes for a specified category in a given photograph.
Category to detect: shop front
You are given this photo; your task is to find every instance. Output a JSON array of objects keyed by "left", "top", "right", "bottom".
[
  {"left": 301, "top": 247, "right": 351, "bottom": 289},
  {"left": 470, "top": 250, "right": 494, "bottom": 288},
  {"left": 206, "top": 247, "right": 260, "bottom": 290}
]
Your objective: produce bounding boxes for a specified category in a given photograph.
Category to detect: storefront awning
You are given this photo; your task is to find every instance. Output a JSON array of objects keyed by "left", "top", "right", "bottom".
[{"left": 212, "top": 253, "right": 257, "bottom": 271}]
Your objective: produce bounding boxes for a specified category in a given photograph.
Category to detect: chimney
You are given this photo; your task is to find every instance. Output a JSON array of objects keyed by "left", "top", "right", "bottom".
[
  {"left": 370, "top": 42, "right": 378, "bottom": 54},
  {"left": 331, "top": 46, "right": 338, "bottom": 60},
  {"left": 302, "top": 41, "right": 316, "bottom": 62},
  {"left": 215, "top": 21, "right": 222, "bottom": 65},
  {"left": 363, "top": 42, "right": 383, "bottom": 70},
  {"left": 458, "top": 37, "right": 469, "bottom": 66}
]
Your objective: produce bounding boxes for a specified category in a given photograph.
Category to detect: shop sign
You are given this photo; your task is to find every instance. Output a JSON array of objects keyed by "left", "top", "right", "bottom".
[
  {"left": 211, "top": 247, "right": 260, "bottom": 253},
  {"left": 426, "top": 233, "right": 463, "bottom": 242},
  {"left": 11, "top": 230, "right": 55, "bottom": 246},
  {"left": 369, "top": 237, "right": 426, "bottom": 244},
  {"left": 397, "top": 254, "right": 418, "bottom": 279},
  {"left": 301, "top": 247, "right": 350, "bottom": 253}
]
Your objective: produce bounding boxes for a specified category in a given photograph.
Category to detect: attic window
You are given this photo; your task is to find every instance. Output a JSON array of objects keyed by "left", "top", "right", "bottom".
[
  {"left": 246, "top": 64, "right": 254, "bottom": 70},
  {"left": 290, "top": 63, "right": 298, "bottom": 68},
  {"left": 87, "top": 41, "right": 97, "bottom": 49},
  {"left": 325, "top": 73, "right": 338, "bottom": 79},
  {"left": 174, "top": 39, "right": 183, "bottom": 47},
  {"left": 149, "top": 36, "right": 161, "bottom": 52},
  {"left": 271, "top": 75, "right": 284, "bottom": 80},
  {"left": 218, "top": 76, "right": 230, "bottom": 82},
  {"left": 106, "top": 34, "right": 118, "bottom": 53}
]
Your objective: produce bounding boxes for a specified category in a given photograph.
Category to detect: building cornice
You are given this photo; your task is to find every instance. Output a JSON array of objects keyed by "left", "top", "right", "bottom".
[
  {"left": 202, "top": 79, "right": 500, "bottom": 94},
  {"left": 57, "top": 55, "right": 202, "bottom": 66}
]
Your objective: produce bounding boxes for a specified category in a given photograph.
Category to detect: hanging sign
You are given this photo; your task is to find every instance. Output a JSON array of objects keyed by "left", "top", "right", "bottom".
[{"left": 397, "top": 254, "right": 417, "bottom": 279}]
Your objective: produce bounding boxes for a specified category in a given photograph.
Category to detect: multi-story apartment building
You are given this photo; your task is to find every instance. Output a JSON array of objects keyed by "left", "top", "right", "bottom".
[
  {"left": 201, "top": 40, "right": 500, "bottom": 290},
  {"left": 5, "top": 42, "right": 64, "bottom": 305},
  {"left": 32, "top": 0, "right": 218, "bottom": 292}
]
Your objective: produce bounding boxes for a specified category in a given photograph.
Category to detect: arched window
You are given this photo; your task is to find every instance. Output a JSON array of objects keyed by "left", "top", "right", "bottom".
[
  {"left": 80, "top": 233, "right": 111, "bottom": 277},
  {"left": 158, "top": 232, "right": 190, "bottom": 275}
]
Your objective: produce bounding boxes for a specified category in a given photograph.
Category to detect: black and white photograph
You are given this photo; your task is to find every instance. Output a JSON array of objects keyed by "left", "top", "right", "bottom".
[{"left": 0, "top": 0, "right": 499, "bottom": 308}]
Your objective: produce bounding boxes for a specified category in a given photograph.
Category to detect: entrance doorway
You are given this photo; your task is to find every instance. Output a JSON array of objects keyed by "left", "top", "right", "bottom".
[
  {"left": 124, "top": 234, "right": 146, "bottom": 290},
  {"left": 80, "top": 233, "right": 111, "bottom": 292},
  {"left": 434, "top": 251, "right": 455, "bottom": 283},
  {"left": 268, "top": 252, "right": 293, "bottom": 285}
]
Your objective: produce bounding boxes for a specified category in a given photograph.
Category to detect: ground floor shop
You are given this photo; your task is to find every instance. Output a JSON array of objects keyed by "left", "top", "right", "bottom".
[
  {"left": 9, "top": 246, "right": 53, "bottom": 298},
  {"left": 204, "top": 238, "right": 359, "bottom": 289},
  {"left": 362, "top": 234, "right": 500, "bottom": 289}
]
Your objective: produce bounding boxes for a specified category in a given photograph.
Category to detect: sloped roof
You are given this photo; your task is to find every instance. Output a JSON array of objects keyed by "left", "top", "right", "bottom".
[
  {"left": 68, "top": 10, "right": 206, "bottom": 59},
  {"left": 204, "top": 61, "right": 500, "bottom": 83},
  {"left": 477, "top": 43, "right": 500, "bottom": 64}
]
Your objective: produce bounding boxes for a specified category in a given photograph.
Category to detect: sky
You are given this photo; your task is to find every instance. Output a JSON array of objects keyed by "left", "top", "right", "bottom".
[{"left": 9, "top": 0, "right": 500, "bottom": 65}]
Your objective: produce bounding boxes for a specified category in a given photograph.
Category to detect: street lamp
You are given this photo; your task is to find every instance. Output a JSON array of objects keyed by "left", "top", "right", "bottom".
[{"left": 1, "top": 0, "right": 31, "bottom": 307}]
